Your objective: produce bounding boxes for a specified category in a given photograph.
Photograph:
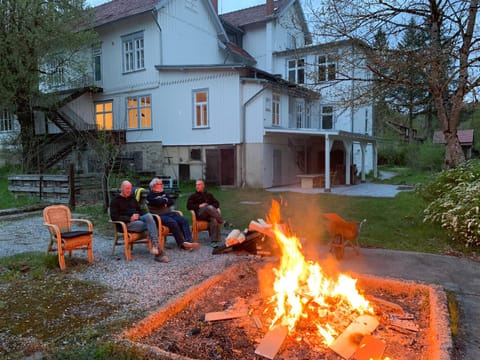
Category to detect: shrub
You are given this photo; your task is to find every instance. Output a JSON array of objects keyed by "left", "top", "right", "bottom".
[{"left": 418, "top": 159, "right": 480, "bottom": 247}]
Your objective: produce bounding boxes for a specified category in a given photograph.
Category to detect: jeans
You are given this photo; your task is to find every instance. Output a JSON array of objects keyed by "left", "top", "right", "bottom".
[
  {"left": 127, "top": 213, "right": 159, "bottom": 245},
  {"left": 160, "top": 212, "right": 193, "bottom": 247},
  {"left": 198, "top": 205, "right": 223, "bottom": 242}
]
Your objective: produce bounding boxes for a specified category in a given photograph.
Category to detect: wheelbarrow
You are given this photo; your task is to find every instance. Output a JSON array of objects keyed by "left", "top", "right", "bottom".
[{"left": 323, "top": 213, "right": 366, "bottom": 260}]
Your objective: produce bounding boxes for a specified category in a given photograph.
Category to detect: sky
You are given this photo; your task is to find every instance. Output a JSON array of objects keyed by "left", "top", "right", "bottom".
[{"left": 85, "top": 0, "right": 266, "bottom": 14}]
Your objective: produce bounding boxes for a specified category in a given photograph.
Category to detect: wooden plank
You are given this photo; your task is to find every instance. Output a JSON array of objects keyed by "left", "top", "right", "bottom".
[
  {"left": 353, "top": 334, "right": 386, "bottom": 360},
  {"left": 255, "top": 325, "right": 288, "bottom": 360},
  {"left": 329, "top": 315, "right": 379, "bottom": 359},
  {"left": 204, "top": 308, "right": 248, "bottom": 321}
]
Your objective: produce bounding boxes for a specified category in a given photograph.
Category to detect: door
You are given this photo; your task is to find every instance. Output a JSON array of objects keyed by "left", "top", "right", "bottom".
[
  {"left": 205, "top": 147, "right": 235, "bottom": 186},
  {"left": 273, "top": 149, "right": 282, "bottom": 186}
]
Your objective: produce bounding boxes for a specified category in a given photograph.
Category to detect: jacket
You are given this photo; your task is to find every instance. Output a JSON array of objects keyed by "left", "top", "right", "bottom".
[{"left": 187, "top": 190, "right": 220, "bottom": 215}]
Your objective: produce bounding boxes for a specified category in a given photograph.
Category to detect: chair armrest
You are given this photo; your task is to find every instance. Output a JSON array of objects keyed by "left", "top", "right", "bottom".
[
  {"left": 190, "top": 210, "right": 197, "bottom": 222},
  {"left": 110, "top": 219, "right": 128, "bottom": 233},
  {"left": 71, "top": 218, "right": 93, "bottom": 231},
  {"left": 173, "top": 210, "right": 184, "bottom": 216},
  {"left": 44, "top": 222, "right": 61, "bottom": 237}
]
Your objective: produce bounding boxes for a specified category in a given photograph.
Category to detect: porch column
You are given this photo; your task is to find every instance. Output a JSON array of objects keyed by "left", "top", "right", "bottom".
[
  {"left": 343, "top": 139, "right": 352, "bottom": 185},
  {"left": 372, "top": 141, "right": 378, "bottom": 178},
  {"left": 360, "top": 142, "right": 366, "bottom": 183},
  {"left": 324, "top": 134, "right": 331, "bottom": 192}
]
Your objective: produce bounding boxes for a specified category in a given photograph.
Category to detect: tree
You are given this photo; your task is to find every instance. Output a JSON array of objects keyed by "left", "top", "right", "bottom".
[
  {"left": 306, "top": 0, "right": 480, "bottom": 168},
  {"left": 0, "top": 0, "right": 97, "bottom": 171}
]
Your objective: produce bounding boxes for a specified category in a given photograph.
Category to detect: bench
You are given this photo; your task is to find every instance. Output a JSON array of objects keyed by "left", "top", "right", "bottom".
[{"left": 297, "top": 174, "right": 325, "bottom": 189}]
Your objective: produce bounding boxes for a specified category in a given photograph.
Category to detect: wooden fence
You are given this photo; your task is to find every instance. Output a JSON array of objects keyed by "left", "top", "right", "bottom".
[{"left": 8, "top": 166, "right": 103, "bottom": 206}]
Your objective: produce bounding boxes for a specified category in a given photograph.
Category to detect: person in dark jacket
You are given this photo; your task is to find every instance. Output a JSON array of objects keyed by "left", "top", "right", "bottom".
[
  {"left": 146, "top": 178, "right": 198, "bottom": 250},
  {"left": 110, "top": 180, "right": 169, "bottom": 263},
  {"left": 186, "top": 179, "right": 224, "bottom": 243}
]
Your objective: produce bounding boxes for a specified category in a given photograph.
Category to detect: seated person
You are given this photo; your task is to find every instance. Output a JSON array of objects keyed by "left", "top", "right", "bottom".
[
  {"left": 146, "top": 178, "right": 199, "bottom": 250},
  {"left": 187, "top": 179, "right": 224, "bottom": 243},
  {"left": 110, "top": 180, "right": 169, "bottom": 263}
]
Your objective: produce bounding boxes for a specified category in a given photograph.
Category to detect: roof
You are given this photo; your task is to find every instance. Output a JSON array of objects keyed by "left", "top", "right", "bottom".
[
  {"left": 92, "top": 0, "right": 159, "bottom": 28},
  {"left": 220, "top": 0, "right": 291, "bottom": 27},
  {"left": 433, "top": 129, "right": 474, "bottom": 145}
]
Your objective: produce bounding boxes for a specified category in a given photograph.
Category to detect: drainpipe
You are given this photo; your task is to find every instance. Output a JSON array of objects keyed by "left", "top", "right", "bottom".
[
  {"left": 241, "top": 84, "right": 267, "bottom": 187},
  {"left": 151, "top": 10, "right": 163, "bottom": 65}
]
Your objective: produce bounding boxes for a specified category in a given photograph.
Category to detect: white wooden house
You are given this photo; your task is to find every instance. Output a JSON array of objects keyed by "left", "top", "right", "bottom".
[{"left": 29, "top": 0, "right": 377, "bottom": 190}]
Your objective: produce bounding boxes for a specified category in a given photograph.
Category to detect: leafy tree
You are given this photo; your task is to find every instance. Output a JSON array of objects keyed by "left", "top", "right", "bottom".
[
  {"left": 306, "top": 0, "right": 480, "bottom": 168},
  {"left": 0, "top": 0, "right": 97, "bottom": 171}
]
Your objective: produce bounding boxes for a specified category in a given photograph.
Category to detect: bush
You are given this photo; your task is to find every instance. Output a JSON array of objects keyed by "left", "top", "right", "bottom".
[{"left": 417, "top": 159, "right": 480, "bottom": 247}]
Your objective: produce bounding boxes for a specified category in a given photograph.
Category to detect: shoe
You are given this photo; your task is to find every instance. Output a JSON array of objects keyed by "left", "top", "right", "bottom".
[
  {"left": 154, "top": 254, "right": 170, "bottom": 263},
  {"left": 181, "top": 241, "right": 200, "bottom": 250},
  {"left": 150, "top": 243, "right": 160, "bottom": 255}
]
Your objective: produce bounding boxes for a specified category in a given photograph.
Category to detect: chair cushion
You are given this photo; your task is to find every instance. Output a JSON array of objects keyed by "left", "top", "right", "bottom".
[{"left": 61, "top": 231, "right": 92, "bottom": 238}]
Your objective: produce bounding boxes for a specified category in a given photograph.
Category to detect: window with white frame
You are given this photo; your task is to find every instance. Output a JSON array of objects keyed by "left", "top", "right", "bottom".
[
  {"left": 318, "top": 55, "right": 336, "bottom": 82},
  {"left": 321, "top": 106, "right": 333, "bottom": 129},
  {"left": 122, "top": 31, "right": 144, "bottom": 73},
  {"left": 305, "top": 102, "right": 311, "bottom": 128},
  {"left": 0, "top": 109, "right": 13, "bottom": 132},
  {"left": 288, "top": 58, "right": 305, "bottom": 84},
  {"left": 272, "top": 93, "right": 280, "bottom": 126},
  {"left": 193, "top": 89, "right": 208, "bottom": 128},
  {"left": 93, "top": 47, "right": 102, "bottom": 82},
  {"left": 95, "top": 101, "right": 113, "bottom": 130},
  {"left": 127, "top": 95, "right": 151, "bottom": 129}
]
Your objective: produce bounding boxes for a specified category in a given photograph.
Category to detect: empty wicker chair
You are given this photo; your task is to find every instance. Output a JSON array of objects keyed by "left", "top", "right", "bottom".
[{"left": 43, "top": 205, "right": 94, "bottom": 270}]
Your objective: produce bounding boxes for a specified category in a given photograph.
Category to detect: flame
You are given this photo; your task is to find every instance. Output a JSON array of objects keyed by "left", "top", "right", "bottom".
[{"left": 265, "top": 200, "right": 373, "bottom": 346}]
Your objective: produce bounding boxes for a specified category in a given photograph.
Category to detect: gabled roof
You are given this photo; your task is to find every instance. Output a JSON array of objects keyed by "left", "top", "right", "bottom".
[
  {"left": 224, "top": 41, "right": 256, "bottom": 65},
  {"left": 220, "top": 0, "right": 311, "bottom": 44},
  {"left": 433, "top": 129, "right": 474, "bottom": 145},
  {"left": 93, "top": 0, "right": 159, "bottom": 28}
]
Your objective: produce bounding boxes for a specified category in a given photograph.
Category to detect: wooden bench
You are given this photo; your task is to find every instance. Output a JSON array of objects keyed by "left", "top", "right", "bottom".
[{"left": 297, "top": 174, "right": 325, "bottom": 189}]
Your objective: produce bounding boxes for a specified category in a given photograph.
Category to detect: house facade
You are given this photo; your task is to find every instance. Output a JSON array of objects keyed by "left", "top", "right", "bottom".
[{"left": 15, "top": 0, "right": 378, "bottom": 190}]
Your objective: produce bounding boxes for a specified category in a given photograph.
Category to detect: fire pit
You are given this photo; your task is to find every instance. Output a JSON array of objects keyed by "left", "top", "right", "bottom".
[
  {"left": 120, "top": 260, "right": 450, "bottom": 360},
  {"left": 120, "top": 201, "right": 451, "bottom": 359}
]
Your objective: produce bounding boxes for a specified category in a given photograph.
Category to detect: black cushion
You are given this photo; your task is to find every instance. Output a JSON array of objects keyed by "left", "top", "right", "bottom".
[{"left": 61, "top": 231, "right": 92, "bottom": 238}]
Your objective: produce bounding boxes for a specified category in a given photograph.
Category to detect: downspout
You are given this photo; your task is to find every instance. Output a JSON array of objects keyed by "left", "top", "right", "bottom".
[
  {"left": 241, "top": 84, "right": 267, "bottom": 187},
  {"left": 151, "top": 9, "right": 163, "bottom": 65}
]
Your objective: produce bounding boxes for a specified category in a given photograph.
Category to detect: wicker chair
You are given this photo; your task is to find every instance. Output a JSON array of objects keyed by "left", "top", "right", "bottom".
[
  {"left": 43, "top": 205, "right": 94, "bottom": 270},
  {"left": 110, "top": 213, "right": 168, "bottom": 261},
  {"left": 190, "top": 208, "right": 220, "bottom": 243}
]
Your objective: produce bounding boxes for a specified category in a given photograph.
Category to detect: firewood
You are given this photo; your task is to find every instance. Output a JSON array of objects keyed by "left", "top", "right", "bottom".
[{"left": 254, "top": 325, "right": 288, "bottom": 360}]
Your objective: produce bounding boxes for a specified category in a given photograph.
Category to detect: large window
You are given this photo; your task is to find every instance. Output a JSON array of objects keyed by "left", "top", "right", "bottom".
[
  {"left": 321, "top": 106, "right": 333, "bottom": 129},
  {"left": 272, "top": 93, "right": 280, "bottom": 126},
  {"left": 95, "top": 101, "right": 113, "bottom": 130},
  {"left": 122, "top": 32, "right": 144, "bottom": 73},
  {"left": 127, "top": 95, "right": 151, "bottom": 129},
  {"left": 0, "top": 109, "right": 13, "bottom": 132},
  {"left": 288, "top": 58, "right": 305, "bottom": 84},
  {"left": 318, "top": 55, "right": 336, "bottom": 82},
  {"left": 295, "top": 100, "right": 304, "bottom": 128},
  {"left": 193, "top": 89, "right": 208, "bottom": 128}
]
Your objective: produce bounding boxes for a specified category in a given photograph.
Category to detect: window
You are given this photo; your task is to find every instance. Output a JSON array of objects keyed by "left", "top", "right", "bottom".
[
  {"left": 93, "top": 47, "right": 102, "bottom": 82},
  {"left": 321, "top": 106, "right": 333, "bottom": 129},
  {"left": 288, "top": 58, "right": 305, "bottom": 84},
  {"left": 122, "top": 32, "right": 144, "bottom": 73},
  {"left": 305, "top": 103, "right": 311, "bottom": 128},
  {"left": 272, "top": 94, "right": 280, "bottom": 126},
  {"left": 190, "top": 148, "right": 201, "bottom": 160},
  {"left": 95, "top": 101, "right": 113, "bottom": 130},
  {"left": 0, "top": 109, "right": 13, "bottom": 132},
  {"left": 193, "top": 89, "right": 208, "bottom": 128},
  {"left": 127, "top": 95, "right": 151, "bottom": 129},
  {"left": 318, "top": 55, "right": 336, "bottom": 82}
]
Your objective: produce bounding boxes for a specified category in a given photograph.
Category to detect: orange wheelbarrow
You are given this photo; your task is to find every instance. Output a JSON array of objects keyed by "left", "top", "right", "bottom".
[{"left": 323, "top": 213, "right": 366, "bottom": 260}]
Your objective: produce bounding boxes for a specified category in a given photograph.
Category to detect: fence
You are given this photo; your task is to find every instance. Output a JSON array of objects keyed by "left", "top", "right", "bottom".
[{"left": 8, "top": 166, "right": 104, "bottom": 206}]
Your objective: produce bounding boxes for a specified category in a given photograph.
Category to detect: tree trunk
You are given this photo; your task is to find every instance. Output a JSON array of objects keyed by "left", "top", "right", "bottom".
[
  {"left": 16, "top": 98, "right": 37, "bottom": 172},
  {"left": 443, "top": 130, "right": 465, "bottom": 168}
]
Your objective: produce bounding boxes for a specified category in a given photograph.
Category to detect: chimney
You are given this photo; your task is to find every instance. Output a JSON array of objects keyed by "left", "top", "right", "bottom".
[
  {"left": 266, "top": 0, "right": 274, "bottom": 16},
  {"left": 210, "top": 0, "right": 218, "bottom": 13}
]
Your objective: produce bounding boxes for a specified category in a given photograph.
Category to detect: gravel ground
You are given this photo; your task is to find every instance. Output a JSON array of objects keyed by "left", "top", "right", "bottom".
[{"left": 0, "top": 211, "right": 253, "bottom": 319}]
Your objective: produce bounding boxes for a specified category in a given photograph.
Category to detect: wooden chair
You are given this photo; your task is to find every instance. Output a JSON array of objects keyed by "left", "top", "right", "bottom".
[
  {"left": 110, "top": 213, "right": 168, "bottom": 261},
  {"left": 43, "top": 205, "right": 94, "bottom": 270},
  {"left": 190, "top": 208, "right": 220, "bottom": 243}
]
